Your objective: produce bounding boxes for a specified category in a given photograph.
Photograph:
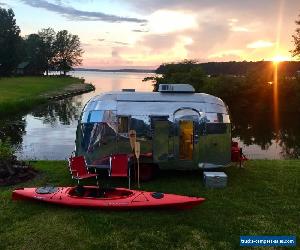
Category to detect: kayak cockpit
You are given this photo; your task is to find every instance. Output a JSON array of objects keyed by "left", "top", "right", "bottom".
[{"left": 68, "top": 186, "right": 134, "bottom": 199}]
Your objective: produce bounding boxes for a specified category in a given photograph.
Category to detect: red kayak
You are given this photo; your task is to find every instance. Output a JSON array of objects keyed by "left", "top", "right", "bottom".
[{"left": 12, "top": 186, "right": 205, "bottom": 210}]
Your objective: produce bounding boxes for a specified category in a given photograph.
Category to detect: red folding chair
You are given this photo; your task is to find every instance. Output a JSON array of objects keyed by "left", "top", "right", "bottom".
[
  {"left": 68, "top": 155, "right": 99, "bottom": 186},
  {"left": 109, "top": 154, "right": 131, "bottom": 189}
]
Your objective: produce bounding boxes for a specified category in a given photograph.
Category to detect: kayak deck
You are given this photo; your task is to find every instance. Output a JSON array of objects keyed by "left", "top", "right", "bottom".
[{"left": 12, "top": 186, "right": 205, "bottom": 210}]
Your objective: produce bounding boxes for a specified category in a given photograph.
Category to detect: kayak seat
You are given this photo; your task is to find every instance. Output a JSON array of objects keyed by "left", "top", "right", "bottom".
[
  {"left": 109, "top": 154, "right": 131, "bottom": 189},
  {"left": 74, "top": 185, "right": 85, "bottom": 197},
  {"left": 68, "top": 155, "right": 99, "bottom": 186},
  {"left": 88, "top": 188, "right": 103, "bottom": 198}
]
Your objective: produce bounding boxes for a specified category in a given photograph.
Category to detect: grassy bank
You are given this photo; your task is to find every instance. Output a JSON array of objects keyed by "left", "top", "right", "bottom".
[
  {"left": 0, "top": 160, "right": 299, "bottom": 249},
  {"left": 0, "top": 76, "right": 93, "bottom": 115}
]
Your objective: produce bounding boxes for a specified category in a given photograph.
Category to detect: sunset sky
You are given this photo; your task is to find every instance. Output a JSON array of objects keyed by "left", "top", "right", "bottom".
[{"left": 1, "top": 0, "right": 299, "bottom": 69}]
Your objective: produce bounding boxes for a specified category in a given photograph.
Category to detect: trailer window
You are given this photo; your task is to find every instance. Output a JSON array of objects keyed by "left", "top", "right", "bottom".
[
  {"left": 83, "top": 110, "right": 104, "bottom": 123},
  {"left": 118, "top": 116, "right": 129, "bottom": 133}
]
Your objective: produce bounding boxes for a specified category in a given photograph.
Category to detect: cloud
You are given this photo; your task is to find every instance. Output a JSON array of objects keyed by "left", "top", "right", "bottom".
[
  {"left": 228, "top": 18, "right": 238, "bottom": 24},
  {"left": 207, "top": 49, "right": 243, "bottom": 62},
  {"left": 148, "top": 10, "right": 198, "bottom": 34},
  {"left": 123, "top": 0, "right": 299, "bottom": 36},
  {"left": 108, "top": 47, "right": 134, "bottom": 66},
  {"left": 230, "top": 26, "right": 250, "bottom": 32},
  {"left": 0, "top": 1, "right": 7, "bottom": 6},
  {"left": 247, "top": 40, "right": 274, "bottom": 49},
  {"left": 136, "top": 14, "right": 231, "bottom": 59},
  {"left": 113, "top": 41, "right": 129, "bottom": 46},
  {"left": 124, "top": 0, "right": 292, "bottom": 16},
  {"left": 81, "top": 42, "right": 91, "bottom": 47},
  {"left": 139, "top": 33, "right": 179, "bottom": 53},
  {"left": 227, "top": 18, "right": 253, "bottom": 32},
  {"left": 132, "top": 29, "right": 148, "bottom": 33},
  {"left": 208, "top": 49, "right": 242, "bottom": 59},
  {"left": 95, "top": 38, "right": 129, "bottom": 46},
  {"left": 20, "top": 0, "right": 147, "bottom": 23},
  {"left": 185, "top": 21, "right": 230, "bottom": 58},
  {"left": 111, "top": 49, "right": 120, "bottom": 58}
]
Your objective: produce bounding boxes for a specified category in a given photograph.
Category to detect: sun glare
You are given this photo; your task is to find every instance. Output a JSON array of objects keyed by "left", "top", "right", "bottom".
[{"left": 271, "top": 55, "right": 290, "bottom": 63}]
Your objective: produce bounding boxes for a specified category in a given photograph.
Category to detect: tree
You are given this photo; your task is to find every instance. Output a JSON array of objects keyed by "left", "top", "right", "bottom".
[
  {"left": 0, "top": 7, "right": 22, "bottom": 76},
  {"left": 144, "top": 60, "right": 205, "bottom": 92},
  {"left": 291, "top": 15, "right": 300, "bottom": 59},
  {"left": 38, "top": 28, "right": 56, "bottom": 75},
  {"left": 53, "top": 30, "right": 83, "bottom": 75},
  {"left": 24, "top": 34, "right": 45, "bottom": 75}
]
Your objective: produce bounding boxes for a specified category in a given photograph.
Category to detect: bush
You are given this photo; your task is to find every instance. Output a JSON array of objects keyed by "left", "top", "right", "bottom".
[{"left": 0, "top": 139, "right": 15, "bottom": 162}]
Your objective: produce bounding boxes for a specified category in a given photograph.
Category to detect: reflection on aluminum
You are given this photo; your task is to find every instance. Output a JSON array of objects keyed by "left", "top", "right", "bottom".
[{"left": 76, "top": 92, "right": 232, "bottom": 169}]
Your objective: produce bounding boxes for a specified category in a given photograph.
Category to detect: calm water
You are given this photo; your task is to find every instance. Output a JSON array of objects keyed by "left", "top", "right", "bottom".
[{"left": 0, "top": 71, "right": 298, "bottom": 160}]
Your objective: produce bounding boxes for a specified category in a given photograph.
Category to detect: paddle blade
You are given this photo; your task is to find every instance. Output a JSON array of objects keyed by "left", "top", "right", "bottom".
[{"left": 135, "top": 142, "right": 140, "bottom": 159}]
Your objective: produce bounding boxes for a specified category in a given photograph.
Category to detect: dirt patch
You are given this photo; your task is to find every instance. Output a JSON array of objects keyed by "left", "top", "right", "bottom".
[{"left": 0, "top": 164, "right": 38, "bottom": 186}]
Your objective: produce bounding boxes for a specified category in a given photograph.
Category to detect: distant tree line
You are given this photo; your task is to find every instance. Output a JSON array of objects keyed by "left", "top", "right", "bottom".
[
  {"left": 0, "top": 7, "right": 83, "bottom": 76},
  {"left": 156, "top": 60, "right": 300, "bottom": 77},
  {"left": 145, "top": 59, "right": 300, "bottom": 112},
  {"left": 150, "top": 59, "right": 300, "bottom": 117}
]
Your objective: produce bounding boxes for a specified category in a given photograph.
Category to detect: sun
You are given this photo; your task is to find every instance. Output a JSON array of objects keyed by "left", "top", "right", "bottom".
[{"left": 271, "top": 55, "right": 290, "bottom": 63}]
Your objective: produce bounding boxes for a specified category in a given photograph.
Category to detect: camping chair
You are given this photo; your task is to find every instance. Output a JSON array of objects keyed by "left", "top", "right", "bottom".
[
  {"left": 109, "top": 154, "right": 131, "bottom": 189},
  {"left": 68, "top": 155, "right": 99, "bottom": 186}
]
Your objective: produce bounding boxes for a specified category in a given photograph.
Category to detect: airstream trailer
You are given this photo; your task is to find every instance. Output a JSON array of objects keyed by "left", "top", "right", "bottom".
[{"left": 75, "top": 84, "right": 231, "bottom": 170}]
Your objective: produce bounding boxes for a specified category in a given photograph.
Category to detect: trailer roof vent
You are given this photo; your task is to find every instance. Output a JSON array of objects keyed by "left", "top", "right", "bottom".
[
  {"left": 158, "top": 84, "right": 195, "bottom": 93},
  {"left": 122, "top": 89, "right": 135, "bottom": 92}
]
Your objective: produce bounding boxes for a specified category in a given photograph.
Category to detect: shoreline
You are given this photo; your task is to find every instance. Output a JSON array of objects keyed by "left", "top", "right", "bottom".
[
  {"left": 42, "top": 82, "right": 95, "bottom": 101},
  {"left": 0, "top": 76, "right": 95, "bottom": 116}
]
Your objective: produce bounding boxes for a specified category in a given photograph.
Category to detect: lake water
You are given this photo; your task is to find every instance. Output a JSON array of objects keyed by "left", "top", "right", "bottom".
[{"left": 1, "top": 71, "right": 298, "bottom": 160}]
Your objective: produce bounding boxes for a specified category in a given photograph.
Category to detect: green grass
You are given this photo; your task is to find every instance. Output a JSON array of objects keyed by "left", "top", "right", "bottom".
[
  {"left": 0, "top": 76, "right": 84, "bottom": 115},
  {"left": 0, "top": 160, "right": 299, "bottom": 250}
]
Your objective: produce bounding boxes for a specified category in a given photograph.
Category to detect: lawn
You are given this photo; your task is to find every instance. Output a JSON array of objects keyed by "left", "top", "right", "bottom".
[
  {"left": 0, "top": 76, "right": 85, "bottom": 115},
  {"left": 0, "top": 160, "right": 299, "bottom": 250}
]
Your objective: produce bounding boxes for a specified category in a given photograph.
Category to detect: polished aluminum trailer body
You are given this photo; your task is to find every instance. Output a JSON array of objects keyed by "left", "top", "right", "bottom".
[{"left": 75, "top": 84, "right": 231, "bottom": 169}]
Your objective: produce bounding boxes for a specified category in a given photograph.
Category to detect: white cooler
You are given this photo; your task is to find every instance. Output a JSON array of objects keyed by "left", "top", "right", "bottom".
[{"left": 203, "top": 172, "right": 227, "bottom": 188}]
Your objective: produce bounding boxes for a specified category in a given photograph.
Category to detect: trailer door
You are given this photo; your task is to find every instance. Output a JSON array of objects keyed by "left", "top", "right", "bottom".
[
  {"left": 174, "top": 108, "right": 200, "bottom": 163},
  {"left": 179, "top": 120, "right": 194, "bottom": 160}
]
